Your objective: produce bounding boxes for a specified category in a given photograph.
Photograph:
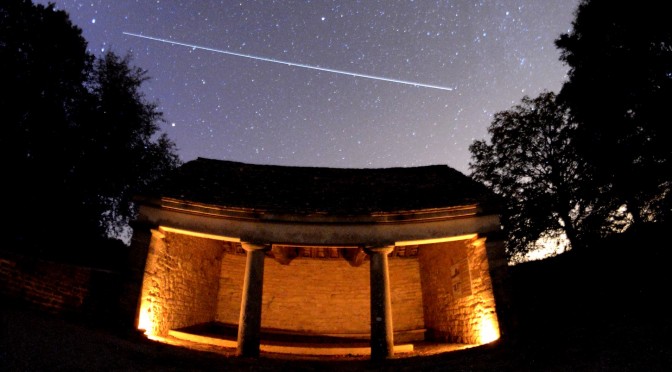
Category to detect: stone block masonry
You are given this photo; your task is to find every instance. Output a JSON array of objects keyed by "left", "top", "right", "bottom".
[
  {"left": 137, "top": 231, "right": 223, "bottom": 335},
  {"left": 418, "top": 238, "right": 500, "bottom": 344},
  {"left": 138, "top": 231, "right": 501, "bottom": 346},
  {"left": 217, "top": 250, "right": 425, "bottom": 338}
]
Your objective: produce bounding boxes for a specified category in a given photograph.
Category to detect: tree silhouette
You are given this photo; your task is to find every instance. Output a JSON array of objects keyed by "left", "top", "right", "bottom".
[
  {"left": 1, "top": 0, "right": 180, "bottom": 258},
  {"left": 469, "top": 92, "right": 611, "bottom": 260},
  {"left": 556, "top": 0, "right": 672, "bottom": 224},
  {"left": 74, "top": 52, "right": 181, "bottom": 240}
]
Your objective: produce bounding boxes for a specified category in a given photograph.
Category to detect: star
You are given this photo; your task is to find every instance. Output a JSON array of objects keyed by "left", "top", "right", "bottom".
[{"left": 35, "top": 0, "right": 580, "bottom": 174}]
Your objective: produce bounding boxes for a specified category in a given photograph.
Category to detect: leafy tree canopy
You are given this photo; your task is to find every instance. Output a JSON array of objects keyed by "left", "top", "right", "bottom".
[
  {"left": 1, "top": 0, "right": 181, "bottom": 258},
  {"left": 469, "top": 92, "right": 612, "bottom": 261},
  {"left": 556, "top": 0, "right": 672, "bottom": 224}
]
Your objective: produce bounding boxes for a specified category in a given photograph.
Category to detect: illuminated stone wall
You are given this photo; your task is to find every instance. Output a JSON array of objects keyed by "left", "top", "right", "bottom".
[
  {"left": 388, "top": 257, "right": 426, "bottom": 338},
  {"left": 418, "top": 238, "right": 500, "bottom": 344},
  {"left": 138, "top": 232, "right": 500, "bottom": 344},
  {"left": 263, "top": 257, "right": 370, "bottom": 334},
  {"left": 216, "top": 252, "right": 425, "bottom": 338},
  {"left": 215, "top": 252, "right": 245, "bottom": 325},
  {"left": 137, "top": 231, "right": 223, "bottom": 336}
]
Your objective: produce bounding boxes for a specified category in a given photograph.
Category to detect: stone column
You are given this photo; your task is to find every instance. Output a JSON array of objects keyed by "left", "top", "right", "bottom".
[
  {"left": 365, "top": 245, "right": 395, "bottom": 360},
  {"left": 236, "top": 242, "right": 270, "bottom": 357}
]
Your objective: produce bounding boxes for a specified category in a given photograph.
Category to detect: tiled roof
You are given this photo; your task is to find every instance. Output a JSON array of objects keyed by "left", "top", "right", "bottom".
[{"left": 143, "top": 157, "right": 499, "bottom": 215}]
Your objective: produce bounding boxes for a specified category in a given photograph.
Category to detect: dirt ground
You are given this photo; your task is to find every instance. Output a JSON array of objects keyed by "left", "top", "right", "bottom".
[{"left": 2, "top": 302, "right": 671, "bottom": 372}]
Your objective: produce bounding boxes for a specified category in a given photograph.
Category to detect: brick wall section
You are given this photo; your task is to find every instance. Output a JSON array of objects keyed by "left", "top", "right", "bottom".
[
  {"left": 217, "top": 252, "right": 425, "bottom": 337},
  {"left": 418, "top": 237, "right": 500, "bottom": 344},
  {"left": 0, "top": 253, "right": 91, "bottom": 315},
  {"left": 138, "top": 231, "right": 223, "bottom": 335}
]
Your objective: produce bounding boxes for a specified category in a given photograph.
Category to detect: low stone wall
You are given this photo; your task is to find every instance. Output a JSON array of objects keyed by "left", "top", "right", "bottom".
[
  {"left": 0, "top": 254, "right": 89, "bottom": 314},
  {"left": 0, "top": 251, "right": 125, "bottom": 322}
]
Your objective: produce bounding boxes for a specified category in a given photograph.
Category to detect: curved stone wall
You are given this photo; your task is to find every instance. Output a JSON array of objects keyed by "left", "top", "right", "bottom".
[{"left": 136, "top": 229, "right": 502, "bottom": 346}]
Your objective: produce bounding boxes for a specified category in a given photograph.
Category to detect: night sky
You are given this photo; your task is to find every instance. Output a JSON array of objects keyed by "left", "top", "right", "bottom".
[{"left": 36, "top": 0, "right": 579, "bottom": 175}]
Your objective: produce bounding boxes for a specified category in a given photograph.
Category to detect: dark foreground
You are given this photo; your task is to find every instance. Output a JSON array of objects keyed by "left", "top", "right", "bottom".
[
  {"left": 2, "top": 223, "right": 671, "bottom": 371},
  {"left": 1, "top": 302, "right": 670, "bottom": 371}
]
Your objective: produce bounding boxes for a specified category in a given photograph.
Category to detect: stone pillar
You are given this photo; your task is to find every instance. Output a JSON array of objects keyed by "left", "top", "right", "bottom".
[
  {"left": 365, "top": 245, "right": 395, "bottom": 360},
  {"left": 236, "top": 242, "right": 270, "bottom": 357}
]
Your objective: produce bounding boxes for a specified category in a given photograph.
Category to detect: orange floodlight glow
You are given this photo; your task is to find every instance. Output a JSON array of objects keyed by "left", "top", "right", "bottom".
[
  {"left": 478, "top": 314, "right": 500, "bottom": 344},
  {"left": 137, "top": 299, "right": 157, "bottom": 336}
]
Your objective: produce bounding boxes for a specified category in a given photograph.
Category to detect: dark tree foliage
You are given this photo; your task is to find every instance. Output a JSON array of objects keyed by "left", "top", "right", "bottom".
[
  {"left": 469, "top": 92, "right": 611, "bottom": 260},
  {"left": 556, "top": 1, "right": 672, "bottom": 224},
  {"left": 78, "top": 52, "right": 181, "bottom": 240},
  {"left": 0, "top": 0, "right": 180, "bottom": 258}
]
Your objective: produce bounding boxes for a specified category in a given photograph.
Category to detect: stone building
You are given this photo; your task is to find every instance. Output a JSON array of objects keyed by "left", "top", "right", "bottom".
[{"left": 129, "top": 157, "right": 508, "bottom": 360}]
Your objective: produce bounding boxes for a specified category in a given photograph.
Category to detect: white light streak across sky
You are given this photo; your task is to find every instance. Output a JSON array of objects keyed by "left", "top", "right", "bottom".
[
  {"left": 123, "top": 32, "right": 455, "bottom": 92},
  {"left": 38, "top": 1, "right": 581, "bottom": 173}
]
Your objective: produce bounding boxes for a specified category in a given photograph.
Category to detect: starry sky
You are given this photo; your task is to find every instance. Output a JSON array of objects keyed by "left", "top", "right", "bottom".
[{"left": 36, "top": 0, "right": 579, "bottom": 175}]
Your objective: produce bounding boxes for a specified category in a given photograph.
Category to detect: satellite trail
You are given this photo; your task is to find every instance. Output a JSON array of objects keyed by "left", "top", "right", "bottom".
[{"left": 123, "top": 32, "right": 454, "bottom": 91}]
